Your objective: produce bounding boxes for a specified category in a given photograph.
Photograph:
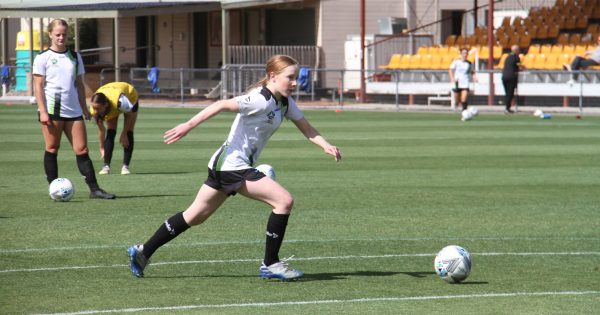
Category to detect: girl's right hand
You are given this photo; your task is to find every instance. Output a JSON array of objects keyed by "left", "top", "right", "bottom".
[
  {"left": 164, "top": 123, "right": 191, "bottom": 144},
  {"left": 39, "top": 112, "right": 50, "bottom": 126}
]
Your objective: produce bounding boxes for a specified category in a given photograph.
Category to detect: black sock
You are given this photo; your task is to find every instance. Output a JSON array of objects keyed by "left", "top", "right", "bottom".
[
  {"left": 44, "top": 151, "right": 58, "bottom": 184},
  {"left": 264, "top": 212, "right": 289, "bottom": 266},
  {"left": 143, "top": 212, "right": 190, "bottom": 258},
  {"left": 462, "top": 101, "right": 468, "bottom": 111},
  {"left": 76, "top": 153, "right": 99, "bottom": 191},
  {"left": 104, "top": 129, "right": 116, "bottom": 166},
  {"left": 123, "top": 131, "right": 134, "bottom": 166}
]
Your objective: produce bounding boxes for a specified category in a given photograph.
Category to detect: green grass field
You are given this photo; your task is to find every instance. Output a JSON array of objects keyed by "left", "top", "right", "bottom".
[{"left": 1, "top": 104, "right": 599, "bottom": 314}]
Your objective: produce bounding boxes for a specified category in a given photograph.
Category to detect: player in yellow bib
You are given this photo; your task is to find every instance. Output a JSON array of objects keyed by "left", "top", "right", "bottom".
[{"left": 89, "top": 82, "right": 139, "bottom": 175}]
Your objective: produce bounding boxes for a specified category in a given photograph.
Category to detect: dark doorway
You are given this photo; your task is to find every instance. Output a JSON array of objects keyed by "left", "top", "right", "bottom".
[
  {"left": 136, "top": 16, "right": 156, "bottom": 67},
  {"left": 193, "top": 12, "right": 209, "bottom": 69},
  {"left": 265, "top": 9, "right": 315, "bottom": 45},
  {"left": 441, "top": 10, "right": 464, "bottom": 44}
]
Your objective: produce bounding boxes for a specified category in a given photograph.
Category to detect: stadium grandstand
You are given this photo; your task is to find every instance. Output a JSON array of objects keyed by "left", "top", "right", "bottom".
[{"left": 371, "top": 0, "right": 600, "bottom": 107}]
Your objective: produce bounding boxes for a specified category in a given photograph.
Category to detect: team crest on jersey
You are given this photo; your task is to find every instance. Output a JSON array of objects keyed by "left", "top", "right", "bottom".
[
  {"left": 51, "top": 58, "right": 58, "bottom": 65},
  {"left": 266, "top": 110, "right": 275, "bottom": 124}
]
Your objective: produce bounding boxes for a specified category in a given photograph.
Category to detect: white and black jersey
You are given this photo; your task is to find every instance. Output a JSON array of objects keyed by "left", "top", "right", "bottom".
[
  {"left": 208, "top": 87, "right": 304, "bottom": 171},
  {"left": 450, "top": 59, "right": 473, "bottom": 89},
  {"left": 32, "top": 49, "right": 84, "bottom": 118}
]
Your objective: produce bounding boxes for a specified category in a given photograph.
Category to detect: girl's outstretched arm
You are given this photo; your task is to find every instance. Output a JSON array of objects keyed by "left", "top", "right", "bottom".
[
  {"left": 293, "top": 117, "right": 341, "bottom": 161},
  {"left": 164, "top": 98, "right": 239, "bottom": 144}
]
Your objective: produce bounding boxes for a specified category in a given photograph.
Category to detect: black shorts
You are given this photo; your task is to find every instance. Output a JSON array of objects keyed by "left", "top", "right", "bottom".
[
  {"left": 38, "top": 111, "right": 83, "bottom": 122},
  {"left": 204, "top": 168, "right": 265, "bottom": 196},
  {"left": 452, "top": 82, "right": 469, "bottom": 93}
]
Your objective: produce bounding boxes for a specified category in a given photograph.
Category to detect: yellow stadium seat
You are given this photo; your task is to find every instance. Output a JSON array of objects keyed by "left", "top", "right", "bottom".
[
  {"left": 419, "top": 54, "right": 433, "bottom": 69},
  {"left": 493, "top": 45, "right": 503, "bottom": 59},
  {"left": 543, "top": 54, "right": 561, "bottom": 70},
  {"left": 521, "top": 53, "right": 536, "bottom": 69},
  {"left": 395, "top": 54, "right": 412, "bottom": 69},
  {"left": 441, "top": 55, "right": 455, "bottom": 69},
  {"left": 557, "top": 53, "right": 575, "bottom": 68},
  {"left": 570, "top": 33, "right": 582, "bottom": 45},
  {"left": 407, "top": 54, "right": 422, "bottom": 69},
  {"left": 576, "top": 15, "right": 588, "bottom": 29},
  {"left": 417, "top": 46, "right": 429, "bottom": 56},
  {"left": 563, "top": 45, "right": 575, "bottom": 54},
  {"left": 532, "top": 53, "right": 548, "bottom": 69},
  {"left": 528, "top": 44, "right": 541, "bottom": 54},
  {"left": 429, "top": 54, "right": 443, "bottom": 69},
  {"left": 557, "top": 33, "right": 570, "bottom": 45},
  {"left": 445, "top": 35, "right": 457, "bottom": 46},
  {"left": 540, "top": 44, "right": 553, "bottom": 54},
  {"left": 495, "top": 53, "right": 509, "bottom": 69},
  {"left": 551, "top": 45, "right": 563, "bottom": 54},
  {"left": 379, "top": 54, "right": 402, "bottom": 69}
]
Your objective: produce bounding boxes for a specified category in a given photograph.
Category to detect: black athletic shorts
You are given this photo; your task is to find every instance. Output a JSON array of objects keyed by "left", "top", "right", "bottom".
[
  {"left": 38, "top": 111, "right": 83, "bottom": 122},
  {"left": 204, "top": 168, "right": 265, "bottom": 196}
]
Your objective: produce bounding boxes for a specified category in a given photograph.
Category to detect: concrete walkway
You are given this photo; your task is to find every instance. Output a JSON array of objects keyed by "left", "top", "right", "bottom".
[
  {"left": 3, "top": 95, "right": 598, "bottom": 116},
  {"left": 135, "top": 98, "right": 600, "bottom": 116}
]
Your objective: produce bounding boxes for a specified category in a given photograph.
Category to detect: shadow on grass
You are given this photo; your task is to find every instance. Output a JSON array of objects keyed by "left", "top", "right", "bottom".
[
  {"left": 147, "top": 271, "right": 438, "bottom": 281},
  {"left": 302, "top": 270, "right": 436, "bottom": 281},
  {"left": 132, "top": 171, "right": 195, "bottom": 175},
  {"left": 113, "top": 194, "right": 190, "bottom": 199}
]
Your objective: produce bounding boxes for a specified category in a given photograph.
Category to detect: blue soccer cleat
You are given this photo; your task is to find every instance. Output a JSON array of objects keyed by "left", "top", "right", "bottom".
[{"left": 128, "top": 244, "right": 149, "bottom": 278}]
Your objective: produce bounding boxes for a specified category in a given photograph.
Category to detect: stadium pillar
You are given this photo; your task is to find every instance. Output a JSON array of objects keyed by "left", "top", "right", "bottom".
[
  {"left": 114, "top": 18, "right": 120, "bottom": 82},
  {"left": 563, "top": 96, "right": 569, "bottom": 107},
  {"left": 360, "top": 0, "right": 367, "bottom": 103},
  {"left": 487, "top": 0, "right": 495, "bottom": 106},
  {"left": 28, "top": 18, "right": 34, "bottom": 96}
]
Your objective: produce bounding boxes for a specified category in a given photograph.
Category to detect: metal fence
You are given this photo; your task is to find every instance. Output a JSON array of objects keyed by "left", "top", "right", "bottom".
[{"left": 229, "top": 45, "right": 320, "bottom": 68}]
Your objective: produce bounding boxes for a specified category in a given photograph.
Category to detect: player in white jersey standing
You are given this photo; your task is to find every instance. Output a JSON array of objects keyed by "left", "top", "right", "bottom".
[
  {"left": 127, "top": 55, "right": 342, "bottom": 280},
  {"left": 33, "top": 19, "right": 115, "bottom": 200},
  {"left": 449, "top": 47, "right": 477, "bottom": 112}
]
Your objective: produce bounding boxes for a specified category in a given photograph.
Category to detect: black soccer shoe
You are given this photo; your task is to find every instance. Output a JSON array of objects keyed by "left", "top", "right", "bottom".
[{"left": 90, "top": 188, "right": 116, "bottom": 199}]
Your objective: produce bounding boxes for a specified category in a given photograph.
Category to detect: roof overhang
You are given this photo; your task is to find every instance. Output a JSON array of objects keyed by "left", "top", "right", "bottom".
[
  {"left": 220, "top": 0, "right": 303, "bottom": 9},
  {"left": 0, "top": 1, "right": 221, "bottom": 19}
]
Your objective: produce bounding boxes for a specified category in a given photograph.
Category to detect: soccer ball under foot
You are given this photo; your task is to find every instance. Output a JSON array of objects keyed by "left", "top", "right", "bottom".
[{"left": 49, "top": 178, "right": 75, "bottom": 202}]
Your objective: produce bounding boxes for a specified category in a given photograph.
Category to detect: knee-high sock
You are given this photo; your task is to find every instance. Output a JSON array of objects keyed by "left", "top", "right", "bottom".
[
  {"left": 143, "top": 212, "right": 190, "bottom": 258},
  {"left": 44, "top": 151, "right": 58, "bottom": 184},
  {"left": 264, "top": 212, "right": 289, "bottom": 266},
  {"left": 104, "top": 129, "right": 116, "bottom": 166},
  {"left": 76, "top": 153, "right": 99, "bottom": 191},
  {"left": 123, "top": 131, "right": 134, "bottom": 166}
]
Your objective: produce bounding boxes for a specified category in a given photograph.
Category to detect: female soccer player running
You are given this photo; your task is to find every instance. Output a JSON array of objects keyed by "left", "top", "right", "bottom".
[{"left": 128, "top": 55, "right": 342, "bottom": 280}]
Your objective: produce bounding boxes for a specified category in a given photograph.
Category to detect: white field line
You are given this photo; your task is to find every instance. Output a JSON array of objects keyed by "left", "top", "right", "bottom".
[
  {"left": 1, "top": 251, "right": 599, "bottom": 274},
  {"left": 35, "top": 291, "right": 600, "bottom": 315},
  {"left": 2, "top": 236, "right": 600, "bottom": 254}
]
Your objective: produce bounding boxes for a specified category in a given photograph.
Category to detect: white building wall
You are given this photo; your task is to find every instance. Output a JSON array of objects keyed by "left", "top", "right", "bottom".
[{"left": 118, "top": 17, "right": 137, "bottom": 66}]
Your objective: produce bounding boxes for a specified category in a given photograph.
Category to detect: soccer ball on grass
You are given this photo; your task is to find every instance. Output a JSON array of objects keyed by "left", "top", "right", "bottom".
[
  {"left": 49, "top": 178, "right": 75, "bottom": 201},
  {"left": 434, "top": 245, "right": 472, "bottom": 283},
  {"left": 255, "top": 164, "right": 276, "bottom": 180}
]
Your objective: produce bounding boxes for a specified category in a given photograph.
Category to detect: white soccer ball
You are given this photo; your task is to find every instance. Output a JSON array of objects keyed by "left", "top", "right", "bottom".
[
  {"left": 461, "top": 109, "right": 474, "bottom": 121},
  {"left": 434, "top": 245, "right": 472, "bottom": 283},
  {"left": 255, "top": 164, "right": 276, "bottom": 180},
  {"left": 468, "top": 106, "right": 478, "bottom": 116},
  {"left": 533, "top": 109, "right": 543, "bottom": 117},
  {"left": 49, "top": 178, "right": 75, "bottom": 201}
]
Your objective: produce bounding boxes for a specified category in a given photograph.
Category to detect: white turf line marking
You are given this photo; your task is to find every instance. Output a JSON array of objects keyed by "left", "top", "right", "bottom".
[
  {"left": 2, "top": 236, "right": 600, "bottom": 253},
  {"left": 2, "top": 251, "right": 599, "bottom": 274},
  {"left": 36, "top": 291, "right": 600, "bottom": 315}
]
